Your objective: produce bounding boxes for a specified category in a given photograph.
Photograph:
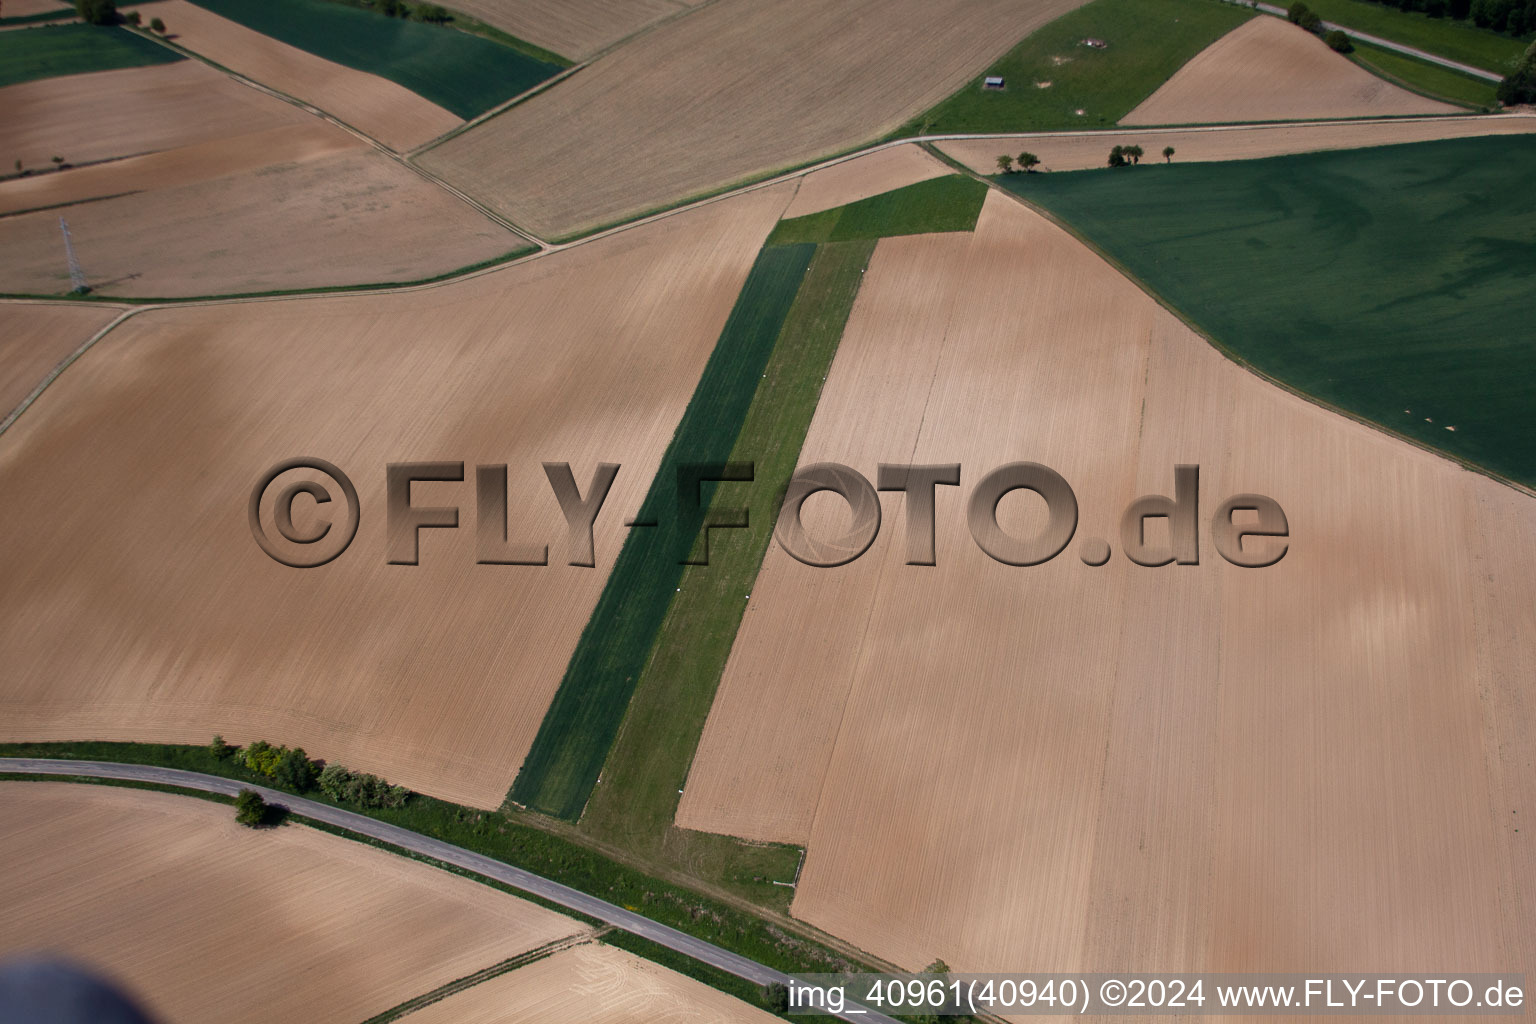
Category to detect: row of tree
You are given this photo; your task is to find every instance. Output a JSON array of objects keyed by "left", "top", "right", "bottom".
[
  {"left": 1288, "top": 2, "right": 1356, "bottom": 52},
  {"left": 375, "top": 0, "right": 451, "bottom": 23},
  {"left": 1341, "top": 0, "right": 1536, "bottom": 36},
  {"left": 73, "top": 0, "right": 165, "bottom": 32},
  {"left": 994, "top": 144, "right": 1179, "bottom": 174},
  {"left": 211, "top": 735, "right": 412, "bottom": 827}
]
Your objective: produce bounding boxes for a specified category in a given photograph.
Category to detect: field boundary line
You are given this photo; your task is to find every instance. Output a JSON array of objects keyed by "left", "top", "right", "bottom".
[
  {"left": 119, "top": 22, "right": 542, "bottom": 244},
  {"left": 0, "top": 303, "right": 141, "bottom": 437},
  {"left": 358, "top": 929, "right": 608, "bottom": 1024},
  {"left": 0, "top": 758, "right": 899, "bottom": 1024},
  {"left": 972, "top": 166, "right": 1536, "bottom": 503}
]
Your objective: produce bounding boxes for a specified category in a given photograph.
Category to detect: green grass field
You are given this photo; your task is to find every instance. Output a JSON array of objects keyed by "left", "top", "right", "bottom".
[
  {"left": 185, "top": 0, "right": 561, "bottom": 118},
  {"left": 767, "top": 175, "right": 988, "bottom": 245},
  {"left": 0, "top": 23, "right": 182, "bottom": 88},
  {"left": 897, "top": 0, "right": 1253, "bottom": 135},
  {"left": 1351, "top": 39, "right": 1500, "bottom": 105},
  {"left": 1300, "top": 0, "right": 1529, "bottom": 73},
  {"left": 578, "top": 239, "right": 877, "bottom": 907},
  {"left": 1006, "top": 134, "right": 1536, "bottom": 488},
  {"left": 510, "top": 243, "right": 818, "bottom": 821}
]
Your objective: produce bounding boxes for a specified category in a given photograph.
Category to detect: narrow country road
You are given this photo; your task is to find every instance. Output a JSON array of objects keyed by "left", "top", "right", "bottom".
[
  {"left": 0, "top": 758, "right": 898, "bottom": 1024},
  {"left": 1252, "top": 2, "right": 1506, "bottom": 80}
]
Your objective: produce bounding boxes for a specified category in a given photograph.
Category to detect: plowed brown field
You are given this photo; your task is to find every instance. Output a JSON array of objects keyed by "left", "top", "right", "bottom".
[
  {"left": 149, "top": 0, "right": 460, "bottom": 150},
  {"left": 0, "top": 146, "right": 521, "bottom": 296},
  {"left": 0, "top": 184, "right": 791, "bottom": 806},
  {"left": 0, "top": 303, "right": 121, "bottom": 421},
  {"left": 0, "top": 782, "right": 582, "bottom": 1024},
  {"left": 0, "top": 61, "right": 315, "bottom": 173},
  {"left": 1122, "top": 15, "right": 1457, "bottom": 124},
  {"left": 935, "top": 113, "right": 1536, "bottom": 173},
  {"left": 438, "top": 0, "right": 697, "bottom": 61},
  {"left": 781, "top": 143, "right": 950, "bottom": 219},
  {"left": 416, "top": 0, "right": 1085, "bottom": 239},
  {"left": 681, "top": 190, "right": 1534, "bottom": 977},
  {"left": 404, "top": 942, "right": 780, "bottom": 1024}
]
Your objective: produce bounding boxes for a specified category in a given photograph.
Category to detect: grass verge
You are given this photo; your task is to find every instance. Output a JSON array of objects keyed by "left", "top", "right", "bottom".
[
  {"left": 184, "top": 0, "right": 561, "bottom": 118},
  {"left": 0, "top": 741, "right": 868, "bottom": 983},
  {"left": 510, "top": 243, "right": 820, "bottom": 820},
  {"left": 578, "top": 239, "right": 878, "bottom": 909},
  {"left": 1298, "top": 0, "right": 1529, "bottom": 73},
  {"left": 1003, "top": 132, "right": 1536, "bottom": 489},
  {"left": 766, "top": 176, "right": 988, "bottom": 245},
  {"left": 1351, "top": 39, "right": 1500, "bottom": 105},
  {"left": 0, "top": 23, "right": 181, "bottom": 88},
  {"left": 896, "top": 0, "right": 1253, "bottom": 135}
]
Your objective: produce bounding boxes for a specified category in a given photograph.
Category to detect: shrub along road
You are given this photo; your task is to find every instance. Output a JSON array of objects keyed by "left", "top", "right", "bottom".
[{"left": 0, "top": 757, "right": 897, "bottom": 1024}]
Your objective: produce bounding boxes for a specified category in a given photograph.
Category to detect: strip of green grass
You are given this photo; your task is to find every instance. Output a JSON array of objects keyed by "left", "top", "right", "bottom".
[
  {"left": 1299, "top": 0, "right": 1528, "bottom": 73},
  {"left": 0, "top": 8, "right": 76, "bottom": 26},
  {"left": 185, "top": 0, "right": 561, "bottom": 118},
  {"left": 1005, "top": 133, "right": 1536, "bottom": 488},
  {"left": 579, "top": 239, "right": 877, "bottom": 907},
  {"left": 0, "top": 741, "right": 865, "bottom": 979},
  {"left": 511, "top": 243, "right": 819, "bottom": 820},
  {"left": 767, "top": 175, "right": 988, "bottom": 246},
  {"left": 1352, "top": 39, "right": 1500, "bottom": 105},
  {"left": 897, "top": 0, "right": 1253, "bottom": 135},
  {"left": 0, "top": 23, "right": 182, "bottom": 88}
]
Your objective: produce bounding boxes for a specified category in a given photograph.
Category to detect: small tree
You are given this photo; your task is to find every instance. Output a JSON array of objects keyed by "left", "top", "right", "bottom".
[
  {"left": 274, "top": 746, "right": 317, "bottom": 791},
  {"left": 125, "top": 9, "right": 140, "bottom": 24},
  {"left": 1125, "top": 144, "right": 1144, "bottom": 164},
  {"left": 209, "top": 734, "right": 233, "bottom": 759},
  {"left": 1018, "top": 151, "right": 1041, "bottom": 172},
  {"left": 415, "top": 2, "right": 449, "bottom": 21},
  {"left": 149, "top": 15, "right": 164, "bottom": 32},
  {"left": 1107, "top": 144, "right": 1127, "bottom": 167},
  {"left": 1324, "top": 28, "right": 1352, "bottom": 51},
  {"left": 996, "top": 154, "right": 1014, "bottom": 173},
  {"left": 235, "top": 788, "right": 268, "bottom": 827},
  {"left": 74, "top": 0, "right": 117, "bottom": 25},
  {"left": 1287, "top": 0, "right": 1311, "bottom": 23},
  {"left": 51, "top": 155, "right": 64, "bottom": 167},
  {"left": 1300, "top": 9, "right": 1322, "bottom": 31},
  {"left": 1162, "top": 145, "right": 1176, "bottom": 163}
]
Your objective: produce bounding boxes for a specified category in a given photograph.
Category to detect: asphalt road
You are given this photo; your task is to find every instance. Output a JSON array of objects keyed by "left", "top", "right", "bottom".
[
  {"left": 1251, "top": 2, "right": 1506, "bottom": 81},
  {"left": 0, "top": 758, "right": 898, "bottom": 1024}
]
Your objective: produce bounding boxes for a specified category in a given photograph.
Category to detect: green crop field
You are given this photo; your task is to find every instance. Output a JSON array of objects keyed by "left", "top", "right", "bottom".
[
  {"left": 579, "top": 239, "right": 876, "bottom": 907},
  {"left": 0, "top": 24, "right": 182, "bottom": 89},
  {"left": 186, "top": 0, "right": 561, "bottom": 118},
  {"left": 1299, "top": 0, "right": 1529, "bottom": 73},
  {"left": 766, "top": 175, "right": 988, "bottom": 245},
  {"left": 510, "top": 243, "right": 818, "bottom": 821},
  {"left": 898, "top": 0, "right": 1253, "bottom": 135},
  {"left": 1351, "top": 40, "right": 1499, "bottom": 105},
  {"left": 1006, "top": 134, "right": 1536, "bottom": 488}
]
